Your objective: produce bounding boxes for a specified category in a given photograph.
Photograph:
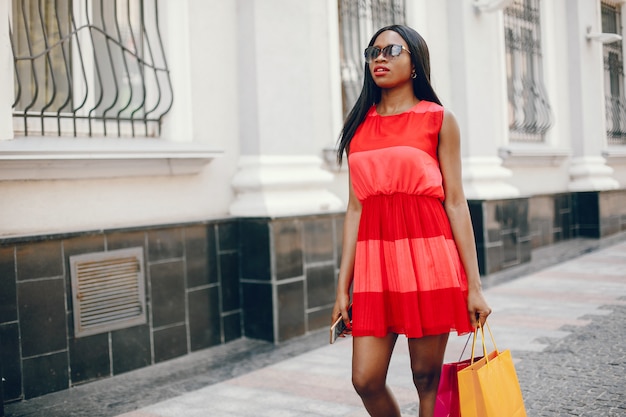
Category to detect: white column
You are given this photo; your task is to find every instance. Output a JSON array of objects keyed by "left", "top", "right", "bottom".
[
  {"left": 0, "top": 0, "right": 14, "bottom": 141},
  {"left": 414, "top": 0, "right": 519, "bottom": 199},
  {"left": 566, "top": 0, "right": 619, "bottom": 191},
  {"left": 230, "top": 0, "right": 343, "bottom": 216}
]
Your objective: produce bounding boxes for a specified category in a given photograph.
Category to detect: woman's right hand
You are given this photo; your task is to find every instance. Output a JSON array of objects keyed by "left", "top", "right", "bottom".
[{"left": 332, "top": 294, "right": 352, "bottom": 333}]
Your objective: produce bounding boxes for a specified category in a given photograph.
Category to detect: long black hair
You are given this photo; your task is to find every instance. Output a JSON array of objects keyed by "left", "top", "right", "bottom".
[{"left": 336, "top": 25, "right": 442, "bottom": 165}]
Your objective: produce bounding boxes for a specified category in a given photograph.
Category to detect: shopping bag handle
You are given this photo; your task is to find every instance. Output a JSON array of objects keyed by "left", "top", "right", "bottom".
[
  {"left": 470, "top": 320, "right": 498, "bottom": 365},
  {"left": 458, "top": 331, "right": 473, "bottom": 361}
]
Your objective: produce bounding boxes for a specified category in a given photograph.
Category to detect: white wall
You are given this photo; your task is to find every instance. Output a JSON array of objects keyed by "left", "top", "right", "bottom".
[
  {"left": 0, "top": 0, "right": 241, "bottom": 237},
  {"left": 1, "top": 0, "right": 624, "bottom": 238}
]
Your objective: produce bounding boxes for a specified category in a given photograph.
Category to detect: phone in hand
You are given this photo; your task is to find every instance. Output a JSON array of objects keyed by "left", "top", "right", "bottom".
[{"left": 329, "top": 305, "right": 352, "bottom": 344}]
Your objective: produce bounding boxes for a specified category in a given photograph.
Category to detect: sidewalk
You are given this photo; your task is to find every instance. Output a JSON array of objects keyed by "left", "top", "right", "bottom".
[{"left": 5, "top": 237, "right": 626, "bottom": 417}]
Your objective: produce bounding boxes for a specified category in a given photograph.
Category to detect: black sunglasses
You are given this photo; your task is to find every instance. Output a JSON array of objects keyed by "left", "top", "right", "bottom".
[{"left": 364, "top": 44, "right": 411, "bottom": 63}]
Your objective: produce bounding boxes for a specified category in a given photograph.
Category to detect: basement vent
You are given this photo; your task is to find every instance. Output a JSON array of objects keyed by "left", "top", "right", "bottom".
[{"left": 70, "top": 247, "right": 147, "bottom": 338}]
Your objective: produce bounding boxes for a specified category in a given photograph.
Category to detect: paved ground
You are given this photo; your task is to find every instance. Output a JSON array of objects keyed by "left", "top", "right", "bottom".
[{"left": 4, "top": 235, "right": 626, "bottom": 417}]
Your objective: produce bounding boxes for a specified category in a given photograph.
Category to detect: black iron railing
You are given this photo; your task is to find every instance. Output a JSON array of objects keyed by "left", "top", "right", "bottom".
[
  {"left": 10, "top": 0, "right": 173, "bottom": 138},
  {"left": 606, "top": 96, "right": 626, "bottom": 145},
  {"left": 338, "top": 0, "right": 405, "bottom": 116},
  {"left": 504, "top": 0, "right": 553, "bottom": 142},
  {"left": 602, "top": 3, "right": 626, "bottom": 145}
]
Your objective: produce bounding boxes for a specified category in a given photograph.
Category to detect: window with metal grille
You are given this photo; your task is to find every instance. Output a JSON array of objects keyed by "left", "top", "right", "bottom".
[
  {"left": 338, "top": 0, "right": 406, "bottom": 117},
  {"left": 10, "top": 0, "right": 173, "bottom": 138},
  {"left": 504, "top": 0, "right": 553, "bottom": 143},
  {"left": 602, "top": 2, "right": 626, "bottom": 146},
  {"left": 70, "top": 247, "right": 147, "bottom": 338}
]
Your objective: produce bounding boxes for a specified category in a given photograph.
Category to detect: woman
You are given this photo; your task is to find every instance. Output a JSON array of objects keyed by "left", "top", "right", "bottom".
[{"left": 331, "top": 25, "right": 492, "bottom": 417}]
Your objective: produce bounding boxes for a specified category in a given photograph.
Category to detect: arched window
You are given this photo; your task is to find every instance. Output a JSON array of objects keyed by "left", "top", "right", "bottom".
[
  {"left": 504, "top": 0, "right": 553, "bottom": 142},
  {"left": 10, "top": 0, "right": 173, "bottom": 137},
  {"left": 602, "top": 1, "right": 626, "bottom": 145},
  {"left": 338, "top": 0, "right": 405, "bottom": 116}
]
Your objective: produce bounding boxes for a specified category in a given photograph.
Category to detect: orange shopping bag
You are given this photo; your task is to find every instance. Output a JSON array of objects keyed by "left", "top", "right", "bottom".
[
  {"left": 457, "top": 321, "right": 527, "bottom": 417},
  {"left": 434, "top": 335, "right": 482, "bottom": 417}
]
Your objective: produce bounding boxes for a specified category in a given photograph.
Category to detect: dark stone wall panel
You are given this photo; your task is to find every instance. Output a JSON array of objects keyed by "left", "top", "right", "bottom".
[
  {"left": 18, "top": 278, "right": 67, "bottom": 357},
  {"left": 0, "top": 247, "right": 16, "bottom": 324}
]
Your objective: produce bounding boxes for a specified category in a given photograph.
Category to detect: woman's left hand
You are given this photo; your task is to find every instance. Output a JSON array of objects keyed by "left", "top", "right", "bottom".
[{"left": 467, "top": 289, "right": 492, "bottom": 328}]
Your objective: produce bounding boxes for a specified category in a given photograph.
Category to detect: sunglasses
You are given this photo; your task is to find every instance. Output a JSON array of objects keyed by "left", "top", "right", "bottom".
[{"left": 364, "top": 44, "right": 411, "bottom": 63}]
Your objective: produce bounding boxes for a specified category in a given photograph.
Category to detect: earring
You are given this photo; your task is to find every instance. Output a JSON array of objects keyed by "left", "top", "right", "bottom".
[{"left": 411, "top": 70, "right": 417, "bottom": 79}]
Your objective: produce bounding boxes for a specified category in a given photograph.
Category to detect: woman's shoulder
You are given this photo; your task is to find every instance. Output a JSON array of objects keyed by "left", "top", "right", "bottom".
[{"left": 417, "top": 100, "right": 444, "bottom": 114}]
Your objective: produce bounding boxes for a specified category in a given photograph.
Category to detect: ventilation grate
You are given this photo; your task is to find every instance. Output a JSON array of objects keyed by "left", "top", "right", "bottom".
[{"left": 70, "top": 247, "right": 147, "bottom": 338}]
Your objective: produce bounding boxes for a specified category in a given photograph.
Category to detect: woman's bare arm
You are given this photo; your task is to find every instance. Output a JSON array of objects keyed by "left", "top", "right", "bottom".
[
  {"left": 438, "top": 109, "right": 492, "bottom": 327},
  {"left": 332, "top": 175, "right": 362, "bottom": 328}
]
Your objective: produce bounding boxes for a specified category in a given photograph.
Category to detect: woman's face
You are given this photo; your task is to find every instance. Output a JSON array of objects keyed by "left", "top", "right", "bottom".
[{"left": 368, "top": 30, "right": 414, "bottom": 90}]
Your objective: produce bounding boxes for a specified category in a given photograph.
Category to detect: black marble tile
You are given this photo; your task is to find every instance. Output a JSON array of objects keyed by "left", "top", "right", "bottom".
[
  {"left": 111, "top": 325, "right": 151, "bottom": 375},
  {"left": 277, "top": 280, "right": 305, "bottom": 342},
  {"left": 218, "top": 221, "right": 239, "bottom": 251},
  {"left": 188, "top": 287, "right": 221, "bottom": 351},
  {"left": 0, "top": 323, "right": 22, "bottom": 401},
  {"left": 308, "top": 306, "right": 332, "bottom": 332},
  {"left": 241, "top": 282, "right": 273, "bottom": 342},
  {"left": 557, "top": 194, "right": 576, "bottom": 239},
  {"left": 334, "top": 216, "right": 344, "bottom": 270},
  {"left": 520, "top": 239, "right": 532, "bottom": 264},
  {"left": 69, "top": 333, "right": 110, "bottom": 384},
  {"left": 303, "top": 218, "right": 334, "bottom": 264},
  {"left": 501, "top": 231, "right": 519, "bottom": 266},
  {"left": 529, "top": 195, "right": 556, "bottom": 247},
  {"left": 185, "top": 225, "right": 210, "bottom": 288},
  {"left": 239, "top": 220, "right": 271, "bottom": 281},
  {"left": 306, "top": 264, "right": 336, "bottom": 309},
  {"left": 147, "top": 228, "right": 184, "bottom": 262},
  {"left": 530, "top": 217, "right": 552, "bottom": 248},
  {"left": 206, "top": 225, "right": 219, "bottom": 285},
  {"left": 16, "top": 240, "right": 63, "bottom": 280},
  {"left": 499, "top": 201, "right": 515, "bottom": 229},
  {"left": 600, "top": 192, "right": 623, "bottom": 236},
  {"left": 0, "top": 246, "right": 17, "bottom": 324},
  {"left": 150, "top": 261, "right": 186, "bottom": 328},
  {"left": 273, "top": 220, "right": 303, "bottom": 281},
  {"left": 485, "top": 245, "right": 504, "bottom": 275},
  {"left": 106, "top": 231, "right": 146, "bottom": 251},
  {"left": 223, "top": 312, "right": 242, "bottom": 343},
  {"left": 63, "top": 234, "right": 105, "bottom": 260},
  {"left": 220, "top": 252, "right": 240, "bottom": 312},
  {"left": 22, "top": 351, "right": 69, "bottom": 399},
  {"left": 515, "top": 199, "right": 530, "bottom": 237},
  {"left": 575, "top": 192, "right": 600, "bottom": 238},
  {"left": 62, "top": 234, "right": 106, "bottom": 313},
  {"left": 555, "top": 202, "right": 573, "bottom": 242},
  {"left": 153, "top": 324, "right": 188, "bottom": 363},
  {"left": 474, "top": 243, "right": 488, "bottom": 276},
  {"left": 468, "top": 201, "right": 485, "bottom": 247},
  {"left": 486, "top": 228, "right": 501, "bottom": 244},
  {"left": 18, "top": 278, "right": 67, "bottom": 357}
]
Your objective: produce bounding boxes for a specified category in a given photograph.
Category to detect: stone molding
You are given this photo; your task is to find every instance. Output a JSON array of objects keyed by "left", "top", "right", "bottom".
[{"left": 230, "top": 155, "right": 344, "bottom": 217}]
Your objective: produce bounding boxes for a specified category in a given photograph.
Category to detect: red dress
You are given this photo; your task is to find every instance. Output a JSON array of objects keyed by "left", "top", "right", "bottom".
[{"left": 348, "top": 100, "right": 473, "bottom": 338}]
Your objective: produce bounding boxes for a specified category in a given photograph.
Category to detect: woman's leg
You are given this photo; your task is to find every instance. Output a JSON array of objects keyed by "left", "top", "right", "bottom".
[
  {"left": 407, "top": 333, "right": 449, "bottom": 417},
  {"left": 352, "top": 333, "right": 400, "bottom": 417}
]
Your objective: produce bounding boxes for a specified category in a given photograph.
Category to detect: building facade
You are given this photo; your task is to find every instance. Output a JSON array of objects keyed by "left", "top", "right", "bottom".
[{"left": 1, "top": 0, "right": 625, "bottom": 405}]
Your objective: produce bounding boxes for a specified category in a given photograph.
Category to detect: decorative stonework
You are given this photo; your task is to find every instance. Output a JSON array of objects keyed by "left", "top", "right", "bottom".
[
  {"left": 568, "top": 156, "right": 620, "bottom": 191},
  {"left": 462, "top": 156, "right": 521, "bottom": 200},
  {"left": 230, "top": 155, "right": 344, "bottom": 217}
]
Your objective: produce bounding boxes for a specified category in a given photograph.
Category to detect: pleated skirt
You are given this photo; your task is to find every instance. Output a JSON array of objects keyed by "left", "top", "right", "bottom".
[{"left": 351, "top": 193, "right": 473, "bottom": 338}]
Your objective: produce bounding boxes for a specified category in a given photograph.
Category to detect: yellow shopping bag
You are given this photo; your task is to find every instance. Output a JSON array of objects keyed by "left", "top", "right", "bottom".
[{"left": 457, "top": 321, "right": 527, "bottom": 417}]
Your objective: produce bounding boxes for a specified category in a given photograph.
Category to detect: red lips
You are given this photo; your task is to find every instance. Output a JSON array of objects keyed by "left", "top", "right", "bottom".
[{"left": 372, "top": 65, "right": 390, "bottom": 76}]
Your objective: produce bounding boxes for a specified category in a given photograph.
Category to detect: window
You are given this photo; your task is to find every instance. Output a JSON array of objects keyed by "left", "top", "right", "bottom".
[
  {"left": 10, "top": 0, "right": 173, "bottom": 138},
  {"left": 602, "top": 2, "right": 626, "bottom": 145},
  {"left": 504, "top": 0, "right": 553, "bottom": 143},
  {"left": 338, "top": 0, "right": 405, "bottom": 116}
]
